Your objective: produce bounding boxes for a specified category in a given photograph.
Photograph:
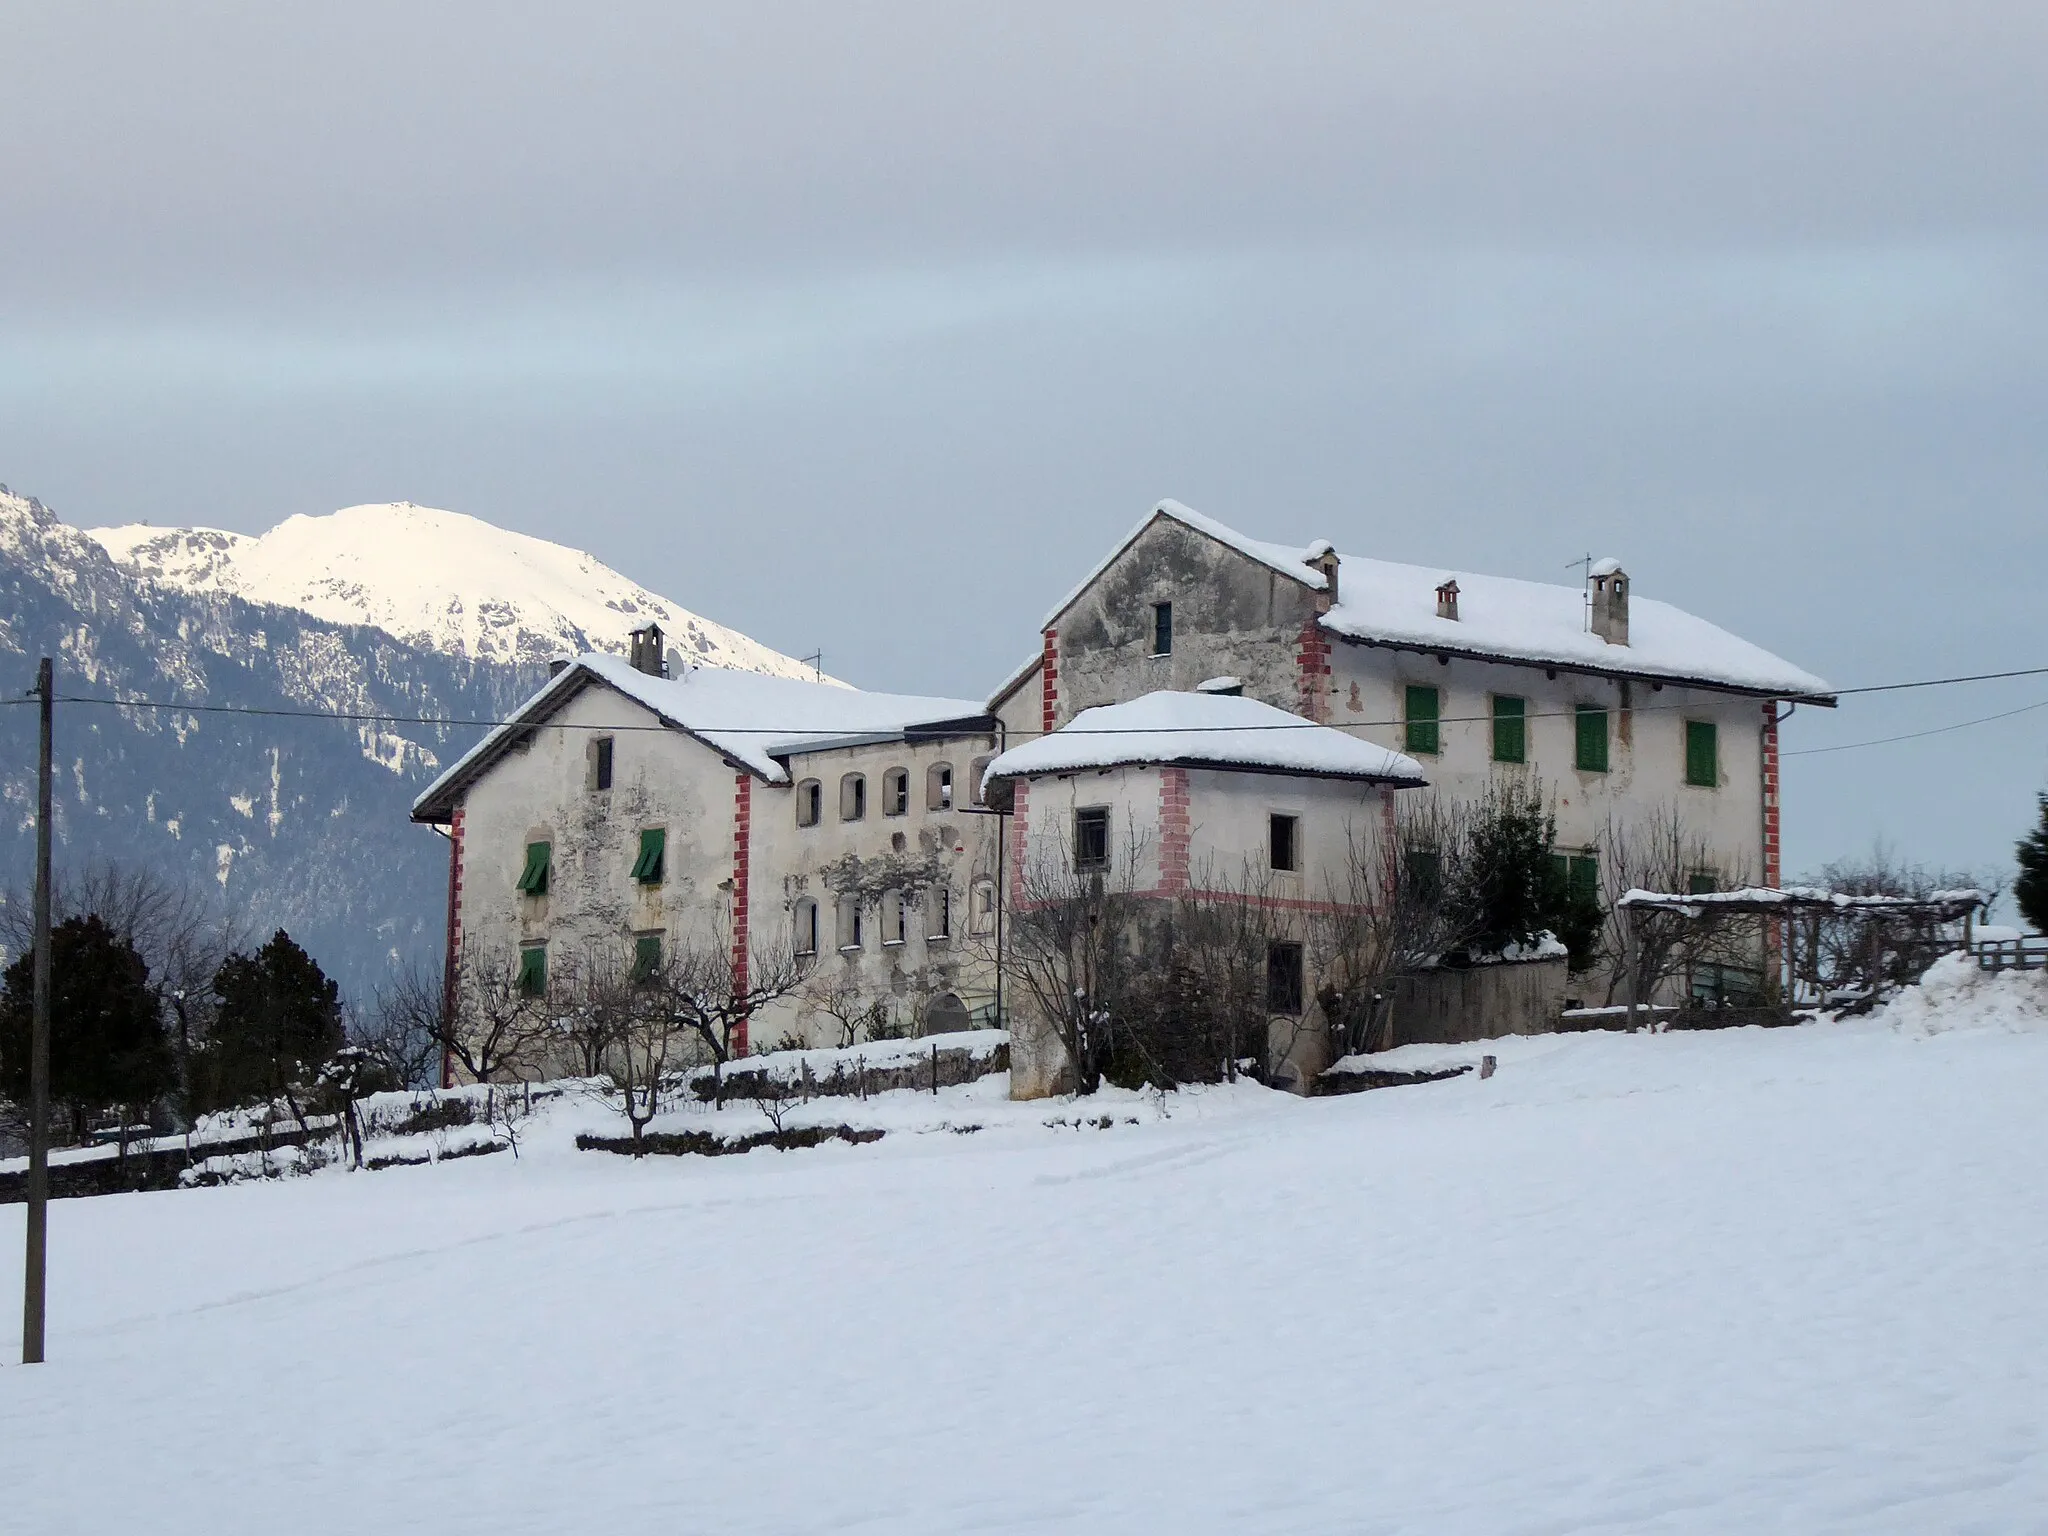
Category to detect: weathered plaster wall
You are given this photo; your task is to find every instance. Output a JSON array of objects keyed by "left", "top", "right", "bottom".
[
  {"left": 751, "top": 732, "right": 1004, "bottom": 1047},
  {"left": 1048, "top": 517, "right": 1323, "bottom": 725}
]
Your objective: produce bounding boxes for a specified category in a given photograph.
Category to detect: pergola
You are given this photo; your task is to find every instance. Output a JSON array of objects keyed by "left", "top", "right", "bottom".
[{"left": 1611, "top": 886, "right": 1990, "bottom": 1018}]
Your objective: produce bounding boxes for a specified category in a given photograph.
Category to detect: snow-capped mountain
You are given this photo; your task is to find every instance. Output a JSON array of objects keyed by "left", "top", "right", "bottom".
[{"left": 89, "top": 501, "right": 829, "bottom": 681}]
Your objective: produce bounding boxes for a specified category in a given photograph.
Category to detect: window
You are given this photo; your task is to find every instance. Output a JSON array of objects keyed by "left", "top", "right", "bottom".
[
  {"left": 1074, "top": 807, "right": 1110, "bottom": 871},
  {"left": 927, "top": 884, "right": 952, "bottom": 941},
  {"left": 1404, "top": 848, "right": 1443, "bottom": 904},
  {"left": 516, "top": 840, "right": 551, "bottom": 895},
  {"left": 591, "top": 735, "right": 614, "bottom": 791},
  {"left": 927, "top": 762, "right": 954, "bottom": 811},
  {"left": 1152, "top": 601, "right": 1173, "bottom": 656},
  {"left": 1552, "top": 851, "right": 1600, "bottom": 906},
  {"left": 971, "top": 879, "right": 997, "bottom": 936},
  {"left": 1404, "top": 685, "right": 1441, "bottom": 756},
  {"left": 1269, "top": 813, "right": 1299, "bottom": 873},
  {"left": 793, "top": 898, "right": 818, "bottom": 957},
  {"left": 1491, "top": 695, "right": 1526, "bottom": 764},
  {"left": 516, "top": 943, "right": 547, "bottom": 998},
  {"left": 883, "top": 767, "right": 910, "bottom": 816},
  {"left": 630, "top": 827, "right": 665, "bottom": 884},
  {"left": 1688, "top": 870, "right": 1718, "bottom": 896},
  {"left": 1685, "top": 720, "right": 1718, "bottom": 788},
  {"left": 796, "top": 779, "right": 822, "bottom": 828},
  {"left": 837, "top": 896, "right": 863, "bottom": 951},
  {"left": 631, "top": 932, "right": 662, "bottom": 984},
  {"left": 1574, "top": 706, "right": 1609, "bottom": 773},
  {"left": 882, "top": 889, "right": 906, "bottom": 946},
  {"left": 840, "top": 773, "right": 866, "bottom": 822},
  {"left": 969, "top": 756, "right": 992, "bottom": 807},
  {"left": 1266, "top": 942, "right": 1304, "bottom": 1014}
]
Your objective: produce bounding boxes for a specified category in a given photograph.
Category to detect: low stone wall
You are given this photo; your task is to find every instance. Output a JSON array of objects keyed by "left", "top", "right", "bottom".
[
  {"left": 694, "top": 1036, "right": 1009, "bottom": 1103},
  {"left": 0, "top": 1123, "right": 323, "bottom": 1204},
  {"left": 1387, "top": 956, "right": 1570, "bottom": 1048}
]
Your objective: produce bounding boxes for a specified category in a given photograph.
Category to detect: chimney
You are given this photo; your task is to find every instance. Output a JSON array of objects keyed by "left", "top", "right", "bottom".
[
  {"left": 628, "top": 623, "right": 667, "bottom": 677},
  {"left": 1306, "top": 540, "right": 1339, "bottom": 607},
  {"left": 1588, "top": 559, "right": 1629, "bottom": 645},
  {"left": 547, "top": 654, "right": 572, "bottom": 678},
  {"left": 1435, "top": 579, "right": 1460, "bottom": 621}
]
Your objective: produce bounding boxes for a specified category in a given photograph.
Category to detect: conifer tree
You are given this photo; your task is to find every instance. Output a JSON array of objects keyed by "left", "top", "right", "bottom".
[
  {"left": 198, "top": 929, "right": 344, "bottom": 1120},
  {"left": 2017, "top": 793, "right": 2048, "bottom": 935}
]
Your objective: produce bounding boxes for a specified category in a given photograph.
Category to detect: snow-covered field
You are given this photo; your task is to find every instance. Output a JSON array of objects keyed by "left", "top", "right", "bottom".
[{"left": 3, "top": 958, "right": 2046, "bottom": 1534}]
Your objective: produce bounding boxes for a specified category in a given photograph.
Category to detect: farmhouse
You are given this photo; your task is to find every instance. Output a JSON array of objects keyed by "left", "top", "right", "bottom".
[{"left": 410, "top": 636, "right": 1003, "bottom": 1077}]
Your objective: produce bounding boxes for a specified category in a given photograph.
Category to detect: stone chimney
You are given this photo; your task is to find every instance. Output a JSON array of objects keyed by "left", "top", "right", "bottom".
[
  {"left": 1588, "top": 559, "right": 1629, "bottom": 646},
  {"left": 1306, "top": 539, "right": 1339, "bottom": 607},
  {"left": 547, "top": 654, "right": 573, "bottom": 678},
  {"left": 1435, "top": 578, "right": 1460, "bottom": 621},
  {"left": 628, "top": 623, "right": 667, "bottom": 677}
]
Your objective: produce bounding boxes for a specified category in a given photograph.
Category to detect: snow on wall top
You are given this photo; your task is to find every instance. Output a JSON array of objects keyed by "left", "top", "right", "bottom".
[
  {"left": 413, "top": 653, "right": 989, "bottom": 815},
  {"left": 1053, "top": 500, "right": 1832, "bottom": 700},
  {"left": 89, "top": 502, "right": 830, "bottom": 683},
  {"left": 984, "top": 690, "right": 1426, "bottom": 788}
]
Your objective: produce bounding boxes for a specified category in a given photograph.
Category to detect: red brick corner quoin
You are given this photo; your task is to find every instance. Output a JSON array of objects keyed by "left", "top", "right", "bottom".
[{"left": 731, "top": 772, "right": 752, "bottom": 1058}]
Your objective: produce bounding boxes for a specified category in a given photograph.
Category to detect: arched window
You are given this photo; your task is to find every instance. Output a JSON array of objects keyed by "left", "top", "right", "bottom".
[
  {"left": 837, "top": 895, "right": 864, "bottom": 951},
  {"left": 971, "top": 878, "right": 997, "bottom": 936},
  {"left": 840, "top": 772, "right": 867, "bottom": 822},
  {"left": 969, "top": 756, "right": 992, "bottom": 807},
  {"left": 927, "top": 762, "right": 954, "bottom": 811},
  {"left": 796, "top": 779, "right": 822, "bottom": 828},
  {"left": 793, "top": 898, "right": 818, "bottom": 957},
  {"left": 882, "top": 767, "right": 910, "bottom": 816}
]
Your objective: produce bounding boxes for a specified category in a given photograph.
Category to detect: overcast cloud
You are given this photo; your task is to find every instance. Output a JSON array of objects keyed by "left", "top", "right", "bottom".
[{"left": 4, "top": 2, "right": 2044, "bottom": 878}]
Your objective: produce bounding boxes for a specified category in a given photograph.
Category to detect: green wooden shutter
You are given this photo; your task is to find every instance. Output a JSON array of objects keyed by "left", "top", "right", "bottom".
[
  {"left": 1574, "top": 707, "right": 1609, "bottom": 772},
  {"left": 632, "top": 932, "right": 662, "bottom": 982},
  {"left": 1491, "top": 695, "right": 1526, "bottom": 764},
  {"left": 1569, "top": 853, "right": 1600, "bottom": 905},
  {"left": 1685, "top": 720, "right": 1717, "bottom": 787},
  {"left": 516, "top": 944, "right": 547, "bottom": 997},
  {"left": 516, "top": 840, "right": 551, "bottom": 894},
  {"left": 1688, "top": 871, "right": 1717, "bottom": 895},
  {"left": 1405, "top": 685, "right": 1441, "bottom": 755},
  {"left": 631, "top": 827, "right": 666, "bottom": 883}
]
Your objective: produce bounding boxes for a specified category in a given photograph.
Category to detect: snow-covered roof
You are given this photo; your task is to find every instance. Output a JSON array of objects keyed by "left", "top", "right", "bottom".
[
  {"left": 412, "top": 654, "right": 990, "bottom": 818},
  {"left": 1057, "top": 500, "right": 1833, "bottom": 701},
  {"left": 982, "top": 690, "right": 1426, "bottom": 790}
]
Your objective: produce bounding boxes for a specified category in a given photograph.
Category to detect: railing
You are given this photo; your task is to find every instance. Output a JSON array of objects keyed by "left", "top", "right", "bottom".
[{"left": 1976, "top": 936, "right": 2048, "bottom": 973}]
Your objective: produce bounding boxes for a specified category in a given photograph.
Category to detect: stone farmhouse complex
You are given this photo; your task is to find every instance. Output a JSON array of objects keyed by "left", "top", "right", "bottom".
[{"left": 412, "top": 498, "right": 1834, "bottom": 1095}]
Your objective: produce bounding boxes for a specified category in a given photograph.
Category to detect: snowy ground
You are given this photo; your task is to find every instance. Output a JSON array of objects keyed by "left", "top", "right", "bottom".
[{"left": 2, "top": 958, "right": 2046, "bottom": 1534}]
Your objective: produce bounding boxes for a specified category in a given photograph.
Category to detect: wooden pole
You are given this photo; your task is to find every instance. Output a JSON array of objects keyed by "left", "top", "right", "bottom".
[{"left": 23, "top": 657, "right": 53, "bottom": 1364}]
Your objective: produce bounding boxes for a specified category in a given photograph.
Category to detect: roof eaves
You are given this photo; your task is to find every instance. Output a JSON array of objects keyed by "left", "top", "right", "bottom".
[
  {"left": 984, "top": 752, "right": 1427, "bottom": 789},
  {"left": 1321, "top": 624, "right": 1839, "bottom": 706}
]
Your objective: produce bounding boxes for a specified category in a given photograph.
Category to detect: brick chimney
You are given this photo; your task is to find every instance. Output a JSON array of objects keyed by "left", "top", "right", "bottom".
[
  {"left": 1435, "top": 579, "right": 1460, "bottom": 621},
  {"left": 628, "top": 623, "right": 667, "bottom": 677},
  {"left": 1588, "top": 559, "right": 1629, "bottom": 646},
  {"left": 1306, "top": 539, "right": 1339, "bottom": 607}
]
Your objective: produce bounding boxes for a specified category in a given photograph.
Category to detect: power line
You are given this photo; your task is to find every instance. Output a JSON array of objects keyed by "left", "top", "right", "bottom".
[
  {"left": 1783, "top": 697, "right": 2048, "bottom": 757},
  {"left": 1832, "top": 664, "right": 2048, "bottom": 696}
]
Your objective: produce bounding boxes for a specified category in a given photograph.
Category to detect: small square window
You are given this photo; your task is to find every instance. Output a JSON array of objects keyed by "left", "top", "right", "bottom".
[
  {"left": 1266, "top": 942, "right": 1304, "bottom": 1014},
  {"left": 1074, "top": 807, "right": 1110, "bottom": 870},
  {"left": 1152, "top": 601, "right": 1173, "bottom": 656},
  {"left": 1405, "top": 685, "right": 1441, "bottom": 756},
  {"left": 1269, "top": 813, "right": 1299, "bottom": 873}
]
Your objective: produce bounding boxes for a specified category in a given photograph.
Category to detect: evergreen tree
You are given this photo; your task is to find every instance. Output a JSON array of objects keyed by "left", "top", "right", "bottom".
[
  {"left": 2017, "top": 793, "right": 2048, "bottom": 934},
  {"left": 0, "top": 914, "right": 175, "bottom": 1144},
  {"left": 198, "top": 930, "right": 343, "bottom": 1118}
]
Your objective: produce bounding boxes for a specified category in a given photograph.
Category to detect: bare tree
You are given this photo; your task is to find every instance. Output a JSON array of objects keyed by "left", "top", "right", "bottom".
[
  {"left": 802, "top": 968, "right": 890, "bottom": 1049},
  {"left": 1312, "top": 796, "right": 1471, "bottom": 1057},
  {"left": 642, "top": 925, "right": 806, "bottom": 1109},
  {"left": 1786, "top": 840, "right": 2002, "bottom": 1000},
  {"left": 440, "top": 939, "right": 551, "bottom": 1125},
  {"left": 1600, "top": 805, "right": 1757, "bottom": 1009},
  {"left": 359, "top": 957, "right": 448, "bottom": 1091}
]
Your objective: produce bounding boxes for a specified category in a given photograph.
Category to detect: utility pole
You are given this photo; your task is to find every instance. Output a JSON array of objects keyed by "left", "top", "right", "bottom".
[{"left": 22, "top": 657, "right": 53, "bottom": 1364}]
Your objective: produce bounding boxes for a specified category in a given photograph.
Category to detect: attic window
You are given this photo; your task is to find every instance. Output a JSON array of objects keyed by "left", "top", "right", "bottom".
[
  {"left": 631, "top": 827, "right": 666, "bottom": 884},
  {"left": 591, "top": 736, "right": 614, "bottom": 791},
  {"left": 516, "top": 840, "right": 551, "bottom": 895},
  {"left": 1269, "top": 813, "right": 1299, "bottom": 873},
  {"left": 1152, "top": 602, "right": 1173, "bottom": 657}
]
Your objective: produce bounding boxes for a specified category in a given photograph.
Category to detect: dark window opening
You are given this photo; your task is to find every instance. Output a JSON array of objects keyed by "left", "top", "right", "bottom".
[
  {"left": 883, "top": 767, "right": 910, "bottom": 816},
  {"left": 796, "top": 780, "right": 822, "bottom": 828},
  {"left": 592, "top": 735, "right": 614, "bottom": 791},
  {"left": 1266, "top": 942, "right": 1304, "bottom": 1014},
  {"left": 1074, "top": 807, "right": 1110, "bottom": 870},
  {"left": 1152, "top": 601, "right": 1174, "bottom": 656},
  {"left": 927, "top": 763, "right": 954, "bottom": 811},
  {"left": 840, "top": 773, "right": 866, "bottom": 822},
  {"left": 1404, "top": 848, "right": 1443, "bottom": 904},
  {"left": 928, "top": 884, "right": 952, "bottom": 940},
  {"left": 1269, "top": 813, "right": 1299, "bottom": 873}
]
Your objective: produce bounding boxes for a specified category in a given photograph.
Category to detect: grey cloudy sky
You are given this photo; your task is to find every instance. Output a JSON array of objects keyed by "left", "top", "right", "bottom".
[{"left": 4, "top": 2, "right": 2045, "bottom": 880}]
